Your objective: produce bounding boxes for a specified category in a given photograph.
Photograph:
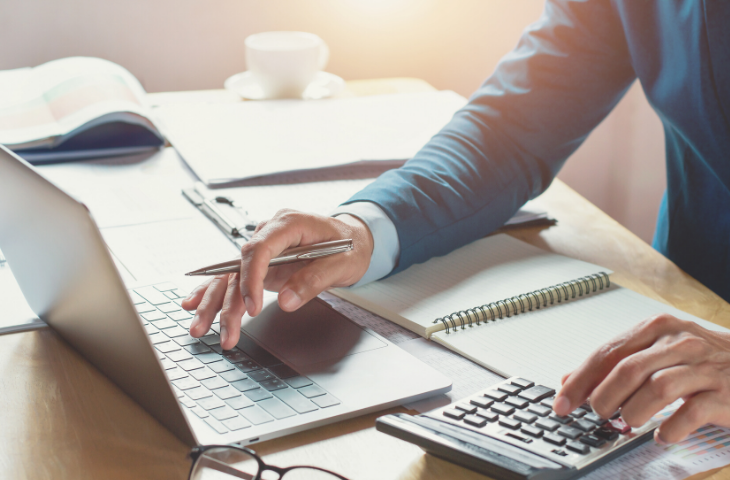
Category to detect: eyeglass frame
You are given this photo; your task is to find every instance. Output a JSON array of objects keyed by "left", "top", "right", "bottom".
[{"left": 188, "top": 444, "right": 351, "bottom": 480}]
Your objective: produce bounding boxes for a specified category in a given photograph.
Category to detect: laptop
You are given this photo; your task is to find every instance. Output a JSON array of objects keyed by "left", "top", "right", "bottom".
[{"left": 0, "top": 144, "right": 452, "bottom": 446}]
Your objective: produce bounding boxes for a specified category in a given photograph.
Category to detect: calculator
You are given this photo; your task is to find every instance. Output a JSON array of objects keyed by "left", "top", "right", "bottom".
[{"left": 376, "top": 376, "right": 659, "bottom": 479}]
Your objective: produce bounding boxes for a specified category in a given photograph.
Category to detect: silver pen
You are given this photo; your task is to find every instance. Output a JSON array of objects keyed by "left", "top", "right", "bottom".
[{"left": 185, "top": 239, "right": 354, "bottom": 276}]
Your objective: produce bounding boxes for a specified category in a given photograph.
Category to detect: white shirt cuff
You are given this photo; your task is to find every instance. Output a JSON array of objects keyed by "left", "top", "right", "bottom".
[{"left": 331, "top": 201, "right": 400, "bottom": 287}]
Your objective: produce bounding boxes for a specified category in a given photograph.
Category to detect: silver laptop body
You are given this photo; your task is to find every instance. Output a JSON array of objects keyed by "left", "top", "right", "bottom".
[{"left": 0, "top": 144, "right": 451, "bottom": 446}]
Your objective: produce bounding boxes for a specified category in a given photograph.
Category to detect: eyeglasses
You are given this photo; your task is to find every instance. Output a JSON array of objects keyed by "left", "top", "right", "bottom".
[{"left": 188, "top": 445, "right": 351, "bottom": 480}]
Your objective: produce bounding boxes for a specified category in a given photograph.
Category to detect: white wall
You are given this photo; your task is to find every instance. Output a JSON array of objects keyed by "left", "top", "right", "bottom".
[{"left": 1, "top": 0, "right": 666, "bottom": 243}]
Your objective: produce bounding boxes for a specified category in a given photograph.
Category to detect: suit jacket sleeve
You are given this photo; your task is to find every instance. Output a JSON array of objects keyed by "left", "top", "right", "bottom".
[{"left": 341, "top": 0, "right": 636, "bottom": 275}]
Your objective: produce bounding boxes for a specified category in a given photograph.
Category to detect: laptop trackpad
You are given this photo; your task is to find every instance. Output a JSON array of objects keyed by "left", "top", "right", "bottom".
[{"left": 240, "top": 298, "right": 386, "bottom": 368}]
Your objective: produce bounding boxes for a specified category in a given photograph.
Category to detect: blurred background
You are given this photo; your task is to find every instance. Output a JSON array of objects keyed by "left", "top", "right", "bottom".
[{"left": 0, "top": 0, "right": 665, "bottom": 244}]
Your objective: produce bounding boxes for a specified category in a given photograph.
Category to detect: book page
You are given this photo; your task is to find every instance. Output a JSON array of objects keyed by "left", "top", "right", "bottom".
[
  {"left": 333, "top": 234, "right": 611, "bottom": 337},
  {"left": 432, "top": 287, "right": 728, "bottom": 389}
]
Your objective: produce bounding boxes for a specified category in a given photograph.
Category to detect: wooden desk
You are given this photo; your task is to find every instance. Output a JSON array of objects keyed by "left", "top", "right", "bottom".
[{"left": 2, "top": 79, "right": 729, "bottom": 480}]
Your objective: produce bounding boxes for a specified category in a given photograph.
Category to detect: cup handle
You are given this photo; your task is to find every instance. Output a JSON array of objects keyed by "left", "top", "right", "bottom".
[{"left": 318, "top": 40, "right": 330, "bottom": 71}]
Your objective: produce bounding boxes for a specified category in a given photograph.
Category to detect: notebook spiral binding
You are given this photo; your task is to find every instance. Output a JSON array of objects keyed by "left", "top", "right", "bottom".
[{"left": 433, "top": 272, "right": 610, "bottom": 334}]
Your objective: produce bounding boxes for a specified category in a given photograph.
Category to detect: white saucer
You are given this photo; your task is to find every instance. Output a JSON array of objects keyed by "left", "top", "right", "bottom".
[{"left": 224, "top": 71, "right": 345, "bottom": 100}]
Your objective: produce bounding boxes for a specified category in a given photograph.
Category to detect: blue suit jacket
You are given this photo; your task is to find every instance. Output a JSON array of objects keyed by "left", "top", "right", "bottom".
[{"left": 344, "top": 0, "right": 730, "bottom": 302}]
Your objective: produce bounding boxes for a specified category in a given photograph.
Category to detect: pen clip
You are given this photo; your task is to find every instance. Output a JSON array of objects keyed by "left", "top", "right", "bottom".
[{"left": 296, "top": 244, "right": 353, "bottom": 260}]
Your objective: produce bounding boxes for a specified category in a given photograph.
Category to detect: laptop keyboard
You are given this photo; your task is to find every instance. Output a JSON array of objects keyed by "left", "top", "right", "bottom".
[{"left": 130, "top": 283, "right": 340, "bottom": 435}]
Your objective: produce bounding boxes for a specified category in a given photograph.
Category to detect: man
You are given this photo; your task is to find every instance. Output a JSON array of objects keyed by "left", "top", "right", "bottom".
[{"left": 184, "top": 0, "right": 730, "bottom": 444}]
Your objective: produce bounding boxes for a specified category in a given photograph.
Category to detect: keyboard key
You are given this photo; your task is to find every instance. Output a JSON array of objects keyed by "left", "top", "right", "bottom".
[
  {"left": 557, "top": 426, "right": 582, "bottom": 440},
  {"left": 248, "top": 370, "right": 276, "bottom": 383},
  {"left": 136, "top": 286, "right": 171, "bottom": 305},
  {"left": 186, "top": 343, "right": 212, "bottom": 355},
  {"left": 497, "top": 384, "right": 522, "bottom": 396},
  {"left": 584, "top": 412, "right": 608, "bottom": 425},
  {"left": 455, "top": 403, "right": 477, "bottom": 414},
  {"left": 463, "top": 415, "right": 487, "bottom": 428},
  {"left": 235, "top": 335, "right": 281, "bottom": 367},
  {"left": 145, "top": 324, "right": 159, "bottom": 335},
  {"left": 274, "top": 388, "right": 319, "bottom": 414},
  {"left": 173, "top": 386, "right": 185, "bottom": 398},
  {"left": 222, "top": 349, "right": 251, "bottom": 363},
  {"left": 190, "top": 367, "right": 217, "bottom": 381},
  {"left": 549, "top": 414, "right": 573, "bottom": 425},
  {"left": 204, "top": 417, "right": 228, "bottom": 434},
  {"left": 285, "top": 376, "right": 313, "bottom": 389},
  {"left": 151, "top": 319, "right": 177, "bottom": 330},
  {"left": 160, "top": 358, "right": 176, "bottom": 370},
  {"left": 173, "top": 335, "right": 200, "bottom": 346},
  {"left": 580, "top": 403, "right": 593, "bottom": 413},
  {"left": 513, "top": 411, "right": 537, "bottom": 424},
  {"left": 311, "top": 394, "right": 340, "bottom": 408},
  {"left": 505, "top": 397, "right": 529, "bottom": 409},
  {"left": 142, "top": 311, "right": 167, "bottom": 322},
  {"left": 178, "top": 358, "right": 204, "bottom": 371},
  {"left": 490, "top": 403, "right": 515, "bottom": 416},
  {"left": 196, "top": 352, "right": 224, "bottom": 364},
  {"left": 580, "top": 434, "right": 606, "bottom": 448},
  {"left": 540, "top": 397, "right": 555, "bottom": 408},
  {"left": 535, "top": 418, "right": 560, "bottom": 432},
  {"left": 470, "top": 397, "right": 493, "bottom": 409},
  {"left": 499, "top": 417, "right": 521, "bottom": 430},
  {"left": 521, "top": 425, "right": 544, "bottom": 438},
  {"left": 198, "top": 396, "right": 226, "bottom": 411},
  {"left": 179, "top": 396, "right": 196, "bottom": 408},
  {"left": 222, "top": 416, "right": 251, "bottom": 431},
  {"left": 594, "top": 427, "right": 619, "bottom": 441},
  {"left": 213, "top": 386, "right": 242, "bottom": 400},
  {"left": 226, "top": 395, "right": 255, "bottom": 410},
  {"left": 511, "top": 378, "right": 535, "bottom": 389},
  {"left": 210, "top": 406, "right": 238, "bottom": 421},
  {"left": 166, "top": 367, "right": 188, "bottom": 381},
  {"left": 129, "top": 291, "right": 145, "bottom": 304},
  {"left": 210, "top": 344, "right": 224, "bottom": 354},
  {"left": 220, "top": 370, "right": 247, "bottom": 384},
  {"left": 299, "top": 385, "right": 327, "bottom": 399},
  {"left": 245, "top": 388, "right": 273, "bottom": 402},
  {"left": 154, "top": 282, "right": 177, "bottom": 292},
  {"left": 167, "top": 349, "right": 193, "bottom": 362},
  {"left": 239, "top": 405, "right": 275, "bottom": 425},
  {"left": 566, "top": 441, "right": 590, "bottom": 455},
  {"left": 234, "top": 360, "right": 262, "bottom": 373},
  {"left": 572, "top": 419, "right": 596, "bottom": 432},
  {"left": 164, "top": 326, "right": 189, "bottom": 338},
  {"left": 186, "top": 386, "right": 212, "bottom": 400},
  {"left": 208, "top": 360, "right": 235, "bottom": 374},
  {"left": 201, "top": 377, "right": 228, "bottom": 390},
  {"left": 177, "top": 319, "right": 193, "bottom": 330},
  {"left": 158, "top": 303, "right": 180, "bottom": 313},
  {"left": 570, "top": 408, "right": 587, "bottom": 418},
  {"left": 260, "top": 379, "right": 288, "bottom": 391},
  {"left": 527, "top": 404, "right": 551, "bottom": 417},
  {"left": 543, "top": 433, "right": 566, "bottom": 446},
  {"left": 231, "top": 378, "right": 259, "bottom": 392},
  {"left": 269, "top": 363, "right": 299, "bottom": 379},
  {"left": 484, "top": 390, "right": 508, "bottom": 402},
  {"left": 148, "top": 332, "right": 169, "bottom": 345},
  {"left": 200, "top": 334, "right": 221, "bottom": 346},
  {"left": 608, "top": 418, "right": 631, "bottom": 434},
  {"left": 476, "top": 410, "right": 499, "bottom": 422},
  {"left": 444, "top": 409, "right": 465, "bottom": 420},
  {"left": 136, "top": 302, "right": 156, "bottom": 314},
  {"left": 173, "top": 377, "right": 201, "bottom": 390},
  {"left": 155, "top": 342, "right": 180, "bottom": 354},
  {"left": 505, "top": 432, "right": 532, "bottom": 444},
  {"left": 168, "top": 310, "right": 193, "bottom": 321},
  {"left": 518, "top": 386, "right": 555, "bottom": 403},
  {"left": 258, "top": 397, "right": 297, "bottom": 419},
  {"left": 191, "top": 406, "right": 209, "bottom": 418},
  {"left": 164, "top": 291, "right": 178, "bottom": 300}
]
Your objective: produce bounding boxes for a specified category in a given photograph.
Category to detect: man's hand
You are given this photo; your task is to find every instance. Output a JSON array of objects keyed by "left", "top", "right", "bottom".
[
  {"left": 180, "top": 210, "right": 374, "bottom": 350},
  {"left": 554, "top": 314, "right": 730, "bottom": 444}
]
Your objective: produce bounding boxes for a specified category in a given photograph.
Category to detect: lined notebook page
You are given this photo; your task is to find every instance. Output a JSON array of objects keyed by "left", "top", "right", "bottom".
[
  {"left": 332, "top": 234, "right": 609, "bottom": 337},
  {"left": 431, "top": 287, "right": 728, "bottom": 389}
]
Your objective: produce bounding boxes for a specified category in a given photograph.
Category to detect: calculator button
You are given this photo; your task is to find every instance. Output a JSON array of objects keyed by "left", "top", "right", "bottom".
[
  {"left": 521, "top": 425, "right": 544, "bottom": 438},
  {"left": 511, "top": 378, "right": 535, "bottom": 389},
  {"left": 463, "top": 415, "right": 487, "bottom": 428},
  {"left": 444, "top": 408, "right": 466, "bottom": 420},
  {"left": 470, "top": 397, "right": 493, "bottom": 409},
  {"left": 455, "top": 403, "right": 477, "bottom": 414},
  {"left": 499, "top": 417, "right": 521, "bottom": 430},
  {"left": 594, "top": 427, "right": 620, "bottom": 441},
  {"left": 535, "top": 418, "right": 560, "bottom": 432},
  {"left": 549, "top": 414, "right": 573, "bottom": 424},
  {"left": 527, "top": 404, "right": 552, "bottom": 417},
  {"left": 543, "top": 433, "right": 566, "bottom": 446},
  {"left": 513, "top": 411, "right": 537, "bottom": 424},
  {"left": 476, "top": 410, "right": 499, "bottom": 422},
  {"left": 611, "top": 410, "right": 622, "bottom": 419},
  {"left": 584, "top": 412, "right": 608, "bottom": 425},
  {"left": 505, "top": 397, "right": 529, "bottom": 409},
  {"left": 580, "top": 403, "right": 593, "bottom": 412},
  {"left": 566, "top": 441, "right": 590, "bottom": 455},
  {"left": 608, "top": 418, "right": 631, "bottom": 434},
  {"left": 491, "top": 403, "right": 515, "bottom": 416},
  {"left": 580, "top": 434, "right": 607, "bottom": 448},
  {"left": 505, "top": 431, "right": 532, "bottom": 443},
  {"left": 572, "top": 419, "right": 596, "bottom": 432},
  {"left": 518, "top": 386, "right": 555, "bottom": 403},
  {"left": 540, "top": 397, "right": 555, "bottom": 408},
  {"left": 557, "top": 426, "right": 582, "bottom": 440},
  {"left": 570, "top": 408, "right": 587, "bottom": 418},
  {"left": 497, "top": 384, "right": 522, "bottom": 396},
  {"left": 484, "top": 390, "right": 508, "bottom": 402}
]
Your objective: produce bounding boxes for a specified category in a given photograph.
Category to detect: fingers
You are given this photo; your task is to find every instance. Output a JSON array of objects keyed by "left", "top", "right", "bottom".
[
  {"left": 181, "top": 278, "right": 213, "bottom": 311},
  {"left": 190, "top": 275, "right": 229, "bottom": 338},
  {"left": 555, "top": 314, "right": 686, "bottom": 416},
  {"left": 278, "top": 256, "right": 350, "bottom": 311},
  {"left": 219, "top": 274, "right": 246, "bottom": 350},
  {"left": 655, "top": 391, "right": 716, "bottom": 444}
]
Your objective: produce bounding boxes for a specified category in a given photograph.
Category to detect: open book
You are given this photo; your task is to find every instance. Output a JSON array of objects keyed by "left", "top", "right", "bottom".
[
  {"left": 0, "top": 57, "right": 164, "bottom": 164},
  {"left": 331, "top": 234, "right": 727, "bottom": 388}
]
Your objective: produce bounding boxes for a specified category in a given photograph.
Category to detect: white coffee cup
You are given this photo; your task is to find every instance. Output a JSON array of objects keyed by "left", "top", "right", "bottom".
[{"left": 245, "top": 31, "right": 330, "bottom": 99}]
